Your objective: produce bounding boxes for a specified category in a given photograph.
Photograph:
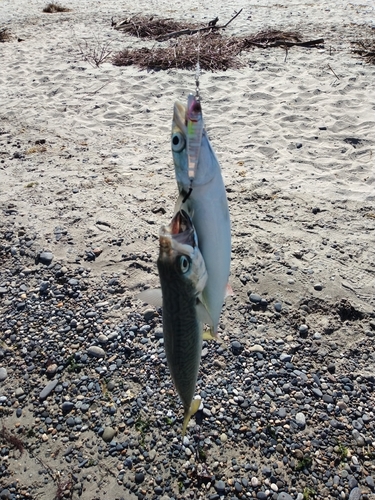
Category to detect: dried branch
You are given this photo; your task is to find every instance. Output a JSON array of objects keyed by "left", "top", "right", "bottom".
[
  {"left": 113, "top": 33, "right": 243, "bottom": 71},
  {"left": 77, "top": 38, "right": 113, "bottom": 68},
  {"left": 156, "top": 9, "right": 243, "bottom": 41},
  {"left": 352, "top": 38, "right": 375, "bottom": 64}
]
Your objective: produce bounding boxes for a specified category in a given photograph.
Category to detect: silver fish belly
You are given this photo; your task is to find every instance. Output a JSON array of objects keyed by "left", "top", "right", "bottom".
[
  {"left": 157, "top": 210, "right": 207, "bottom": 434},
  {"left": 171, "top": 101, "right": 231, "bottom": 336}
]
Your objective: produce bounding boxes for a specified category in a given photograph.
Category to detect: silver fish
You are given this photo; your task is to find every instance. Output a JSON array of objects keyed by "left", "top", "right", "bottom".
[
  {"left": 172, "top": 100, "right": 231, "bottom": 336},
  {"left": 157, "top": 209, "right": 207, "bottom": 435}
]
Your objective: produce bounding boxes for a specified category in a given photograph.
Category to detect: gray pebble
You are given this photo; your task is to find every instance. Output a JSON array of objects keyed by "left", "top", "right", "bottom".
[
  {"left": 39, "top": 379, "right": 59, "bottom": 400},
  {"left": 135, "top": 472, "right": 145, "bottom": 484},
  {"left": 87, "top": 346, "right": 105, "bottom": 358},
  {"left": 348, "top": 487, "right": 362, "bottom": 500},
  {"left": 214, "top": 480, "right": 225, "bottom": 494},
  {"left": 0, "top": 367, "right": 7, "bottom": 382},
  {"left": 274, "top": 302, "right": 282, "bottom": 312},
  {"left": 39, "top": 251, "right": 54, "bottom": 265},
  {"left": 277, "top": 494, "right": 294, "bottom": 500},
  {"left": 249, "top": 293, "right": 261, "bottom": 304},
  {"left": 102, "top": 427, "right": 116, "bottom": 442},
  {"left": 280, "top": 353, "right": 292, "bottom": 362},
  {"left": 295, "top": 412, "right": 306, "bottom": 427}
]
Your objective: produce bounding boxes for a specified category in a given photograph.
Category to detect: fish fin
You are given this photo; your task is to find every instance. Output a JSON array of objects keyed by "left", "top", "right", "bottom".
[
  {"left": 137, "top": 289, "right": 163, "bottom": 308},
  {"left": 182, "top": 397, "right": 202, "bottom": 436},
  {"left": 225, "top": 283, "right": 234, "bottom": 298},
  {"left": 202, "top": 330, "right": 216, "bottom": 341},
  {"left": 196, "top": 300, "right": 214, "bottom": 327}
]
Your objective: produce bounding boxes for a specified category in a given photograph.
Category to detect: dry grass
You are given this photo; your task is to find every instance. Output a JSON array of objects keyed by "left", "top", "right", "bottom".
[
  {"left": 42, "top": 3, "right": 71, "bottom": 13},
  {"left": 0, "top": 27, "right": 11, "bottom": 42},
  {"left": 113, "top": 32, "right": 243, "bottom": 71},
  {"left": 352, "top": 38, "right": 375, "bottom": 64},
  {"left": 0, "top": 424, "right": 24, "bottom": 456},
  {"left": 114, "top": 15, "right": 199, "bottom": 39},
  {"left": 77, "top": 38, "right": 113, "bottom": 67}
]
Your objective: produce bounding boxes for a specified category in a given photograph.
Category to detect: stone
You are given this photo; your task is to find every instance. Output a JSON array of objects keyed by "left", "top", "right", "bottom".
[
  {"left": 87, "top": 346, "right": 105, "bottom": 358},
  {"left": 0, "top": 368, "right": 7, "bottom": 382},
  {"left": 348, "top": 487, "right": 362, "bottom": 500},
  {"left": 102, "top": 427, "right": 116, "bottom": 442},
  {"left": 39, "top": 379, "right": 59, "bottom": 400},
  {"left": 39, "top": 251, "right": 54, "bottom": 265}
]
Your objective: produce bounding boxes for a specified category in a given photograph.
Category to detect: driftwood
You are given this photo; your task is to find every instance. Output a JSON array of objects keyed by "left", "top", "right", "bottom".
[
  {"left": 352, "top": 39, "right": 375, "bottom": 64},
  {"left": 112, "top": 25, "right": 325, "bottom": 72},
  {"left": 114, "top": 15, "right": 199, "bottom": 38},
  {"left": 156, "top": 9, "right": 243, "bottom": 41},
  {"left": 113, "top": 32, "right": 242, "bottom": 71}
]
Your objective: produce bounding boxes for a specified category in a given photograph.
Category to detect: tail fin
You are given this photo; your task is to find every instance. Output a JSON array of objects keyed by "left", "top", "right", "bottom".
[{"left": 182, "top": 397, "right": 201, "bottom": 436}]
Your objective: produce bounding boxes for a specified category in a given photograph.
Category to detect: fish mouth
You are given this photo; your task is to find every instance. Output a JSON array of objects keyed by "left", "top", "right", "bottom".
[{"left": 159, "top": 210, "right": 196, "bottom": 252}]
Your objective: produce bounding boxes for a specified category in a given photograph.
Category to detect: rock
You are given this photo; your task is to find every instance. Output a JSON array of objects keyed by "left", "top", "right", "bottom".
[
  {"left": 231, "top": 341, "right": 243, "bottom": 355},
  {"left": 274, "top": 302, "right": 282, "bottom": 312},
  {"left": 327, "top": 363, "right": 336, "bottom": 374},
  {"left": 46, "top": 364, "right": 58, "bottom": 376},
  {"left": 348, "top": 487, "right": 362, "bottom": 500},
  {"left": 39, "top": 251, "right": 54, "bottom": 265},
  {"left": 296, "top": 412, "right": 306, "bottom": 428},
  {"left": 39, "top": 379, "right": 59, "bottom": 400},
  {"left": 314, "top": 283, "right": 323, "bottom": 291},
  {"left": 102, "top": 427, "right": 116, "bottom": 442},
  {"left": 0, "top": 367, "right": 7, "bottom": 381},
  {"left": 280, "top": 353, "right": 292, "bottom": 362},
  {"left": 87, "top": 346, "right": 105, "bottom": 358},
  {"left": 299, "top": 324, "right": 309, "bottom": 338},
  {"left": 214, "top": 480, "right": 225, "bottom": 494},
  {"left": 277, "top": 494, "right": 294, "bottom": 500},
  {"left": 249, "top": 293, "right": 261, "bottom": 304},
  {"left": 249, "top": 344, "right": 265, "bottom": 353},
  {"left": 134, "top": 472, "right": 145, "bottom": 484}
]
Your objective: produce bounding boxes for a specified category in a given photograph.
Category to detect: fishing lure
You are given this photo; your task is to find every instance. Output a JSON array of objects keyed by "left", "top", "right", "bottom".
[{"left": 186, "top": 92, "right": 204, "bottom": 183}]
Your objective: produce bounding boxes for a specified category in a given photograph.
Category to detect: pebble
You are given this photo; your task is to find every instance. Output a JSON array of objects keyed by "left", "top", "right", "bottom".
[
  {"left": 38, "top": 250, "right": 54, "bottom": 265},
  {"left": 87, "top": 346, "right": 105, "bottom": 358},
  {"left": 295, "top": 412, "right": 306, "bottom": 428},
  {"left": 0, "top": 367, "right": 7, "bottom": 381},
  {"left": 135, "top": 472, "right": 145, "bottom": 484},
  {"left": 214, "top": 480, "right": 225, "bottom": 494},
  {"left": 102, "top": 427, "right": 116, "bottom": 442},
  {"left": 277, "top": 494, "right": 293, "bottom": 500},
  {"left": 348, "top": 487, "right": 362, "bottom": 500},
  {"left": 299, "top": 324, "right": 309, "bottom": 337},
  {"left": 249, "top": 293, "right": 262, "bottom": 304},
  {"left": 274, "top": 302, "right": 282, "bottom": 312},
  {"left": 39, "top": 379, "right": 59, "bottom": 400}
]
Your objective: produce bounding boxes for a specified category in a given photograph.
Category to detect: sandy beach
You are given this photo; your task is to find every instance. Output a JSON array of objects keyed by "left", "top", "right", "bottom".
[{"left": 1, "top": 0, "right": 375, "bottom": 498}]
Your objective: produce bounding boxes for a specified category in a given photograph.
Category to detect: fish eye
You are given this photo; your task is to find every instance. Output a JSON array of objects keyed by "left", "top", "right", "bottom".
[
  {"left": 171, "top": 132, "right": 185, "bottom": 153},
  {"left": 179, "top": 255, "right": 191, "bottom": 274}
]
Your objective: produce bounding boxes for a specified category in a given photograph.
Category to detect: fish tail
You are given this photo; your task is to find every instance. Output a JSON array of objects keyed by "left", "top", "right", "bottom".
[{"left": 181, "top": 398, "right": 201, "bottom": 436}]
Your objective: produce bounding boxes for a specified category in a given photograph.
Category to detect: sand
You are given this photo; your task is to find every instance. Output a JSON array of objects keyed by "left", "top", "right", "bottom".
[{"left": 0, "top": 0, "right": 375, "bottom": 498}]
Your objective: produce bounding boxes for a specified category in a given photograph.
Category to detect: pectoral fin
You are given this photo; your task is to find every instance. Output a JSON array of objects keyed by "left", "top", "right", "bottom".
[
  {"left": 137, "top": 288, "right": 163, "bottom": 308},
  {"left": 196, "top": 300, "right": 214, "bottom": 327}
]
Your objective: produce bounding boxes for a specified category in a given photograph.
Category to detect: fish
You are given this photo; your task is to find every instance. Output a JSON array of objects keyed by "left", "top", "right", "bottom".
[
  {"left": 141, "top": 209, "right": 208, "bottom": 435},
  {"left": 171, "top": 98, "right": 231, "bottom": 337}
]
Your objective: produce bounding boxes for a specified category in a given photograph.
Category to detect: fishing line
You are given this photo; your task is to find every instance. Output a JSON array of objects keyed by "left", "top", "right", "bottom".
[{"left": 182, "top": 187, "right": 193, "bottom": 203}]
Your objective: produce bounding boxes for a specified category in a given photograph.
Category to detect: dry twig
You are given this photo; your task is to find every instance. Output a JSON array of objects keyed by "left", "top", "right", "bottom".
[
  {"left": 113, "top": 32, "right": 242, "bottom": 71},
  {"left": 77, "top": 38, "right": 113, "bottom": 68},
  {"left": 352, "top": 38, "right": 375, "bottom": 64}
]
